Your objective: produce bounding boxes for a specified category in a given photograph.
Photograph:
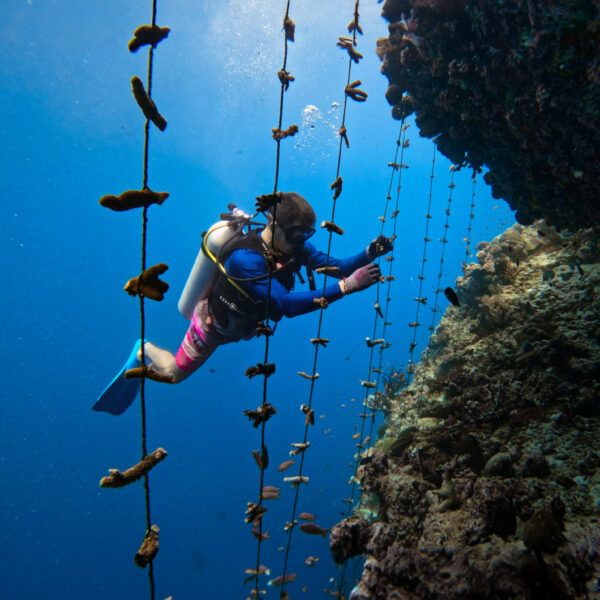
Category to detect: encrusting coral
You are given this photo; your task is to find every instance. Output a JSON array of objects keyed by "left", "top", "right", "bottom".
[
  {"left": 376, "top": 0, "right": 600, "bottom": 230},
  {"left": 331, "top": 223, "right": 600, "bottom": 599}
]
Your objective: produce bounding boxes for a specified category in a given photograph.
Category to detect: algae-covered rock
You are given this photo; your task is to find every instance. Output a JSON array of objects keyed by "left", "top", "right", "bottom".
[
  {"left": 333, "top": 225, "right": 600, "bottom": 599},
  {"left": 482, "top": 452, "right": 515, "bottom": 478}
]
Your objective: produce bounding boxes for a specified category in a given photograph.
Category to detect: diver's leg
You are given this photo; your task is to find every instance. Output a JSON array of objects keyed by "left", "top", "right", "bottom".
[
  {"left": 139, "top": 341, "right": 191, "bottom": 383},
  {"left": 139, "top": 319, "right": 219, "bottom": 384}
]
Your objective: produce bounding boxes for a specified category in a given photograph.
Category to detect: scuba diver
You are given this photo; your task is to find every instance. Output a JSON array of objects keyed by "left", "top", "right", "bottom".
[{"left": 94, "top": 192, "right": 393, "bottom": 415}]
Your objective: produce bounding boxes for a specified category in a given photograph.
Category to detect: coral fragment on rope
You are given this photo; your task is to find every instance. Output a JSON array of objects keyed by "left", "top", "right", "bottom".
[
  {"left": 321, "top": 220, "right": 345, "bottom": 235},
  {"left": 100, "top": 447, "right": 168, "bottom": 488},
  {"left": 99, "top": 189, "right": 169, "bottom": 211},
  {"left": 244, "top": 403, "right": 277, "bottom": 428},
  {"left": 345, "top": 80, "right": 368, "bottom": 102},
  {"left": 124, "top": 263, "right": 169, "bottom": 301},
  {"left": 128, "top": 24, "right": 170, "bottom": 53},
  {"left": 131, "top": 76, "right": 167, "bottom": 131},
  {"left": 245, "top": 363, "right": 276, "bottom": 379},
  {"left": 272, "top": 125, "right": 299, "bottom": 140},
  {"left": 134, "top": 525, "right": 160, "bottom": 568}
]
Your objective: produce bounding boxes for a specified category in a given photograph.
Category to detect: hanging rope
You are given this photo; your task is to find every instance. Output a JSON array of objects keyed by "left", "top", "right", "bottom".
[
  {"left": 413, "top": 165, "right": 457, "bottom": 394},
  {"left": 139, "top": 22, "right": 153, "bottom": 600},
  {"left": 464, "top": 175, "right": 478, "bottom": 262},
  {"left": 96, "top": 2, "right": 171, "bottom": 598},
  {"left": 343, "top": 119, "right": 408, "bottom": 517},
  {"left": 333, "top": 118, "right": 409, "bottom": 598},
  {"left": 276, "top": 2, "right": 369, "bottom": 598},
  {"left": 245, "top": 3, "right": 295, "bottom": 599},
  {"left": 406, "top": 145, "right": 437, "bottom": 381}
]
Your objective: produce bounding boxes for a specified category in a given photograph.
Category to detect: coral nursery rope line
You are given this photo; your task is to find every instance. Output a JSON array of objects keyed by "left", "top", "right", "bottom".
[
  {"left": 279, "top": 2, "right": 366, "bottom": 597},
  {"left": 344, "top": 119, "right": 407, "bottom": 519},
  {"left": 464, "top": 175, "right": 477, "bottom": 262},
  {"left": 414, "top": 166, "right": 457, "bottom": 393},
  {"left": 138, "top": 1, "right": 159, "bottom": 598},
  {"left": 336, "top": 119, "right": 408, "bottom": 597},
  {"left": 249, "top": 1, "right": 292, "bottom": 595},
  {"left": 406, "top": 144, "right": 436, "bottom": 381}
]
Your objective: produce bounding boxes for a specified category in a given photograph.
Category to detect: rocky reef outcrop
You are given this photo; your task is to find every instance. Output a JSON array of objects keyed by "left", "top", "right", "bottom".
[
  {"left": 331, "top": 223, "right": 600, "bottom": 599},
  {"left": 376, "top": 0, "right": 600, "bottom": 230}
]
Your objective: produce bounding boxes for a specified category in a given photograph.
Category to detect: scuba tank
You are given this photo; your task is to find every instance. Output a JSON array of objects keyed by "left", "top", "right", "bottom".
[{"left": 178, "top": 204, "right": 255, "bottom": 319}]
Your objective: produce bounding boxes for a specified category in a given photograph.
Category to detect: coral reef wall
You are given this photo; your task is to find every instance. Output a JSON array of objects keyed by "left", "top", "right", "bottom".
[
  {"left": 376, "top": 0, "right": 600, "bottom": 230},
  {"left": 331, "top": 223, "right": 600, "bottom": 599}
]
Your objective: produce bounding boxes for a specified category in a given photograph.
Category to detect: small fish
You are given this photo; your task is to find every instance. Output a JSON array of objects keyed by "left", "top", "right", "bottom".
[
  {"left": 243, "top": 565, "right": 271, "bottom": 584},
  {"left": 443, "top": 287, "right": 460, "bottom": 306},
  {"left": 268, "top": 573, "right": 296, "bottom": 587},
  {"left": 278, "top": 460, "right": 295, "bottom": 472},
  {"left": 299, "top": 512, "right": 316, "bottom": 521},
  {"left": 245, "top": 565, "right": 270, "bottom": 576},
  {"left": 305, "top": 555, "right": 319, "bottom": 567},
  {"left": 299, "top": 522, "right": 329, "bottom": 538},
  {"left": 251, "top": 524, "right": 270, "bottom": 541},
  {"left": 261, "top": 486, "right": 280, "bottom": 500}
]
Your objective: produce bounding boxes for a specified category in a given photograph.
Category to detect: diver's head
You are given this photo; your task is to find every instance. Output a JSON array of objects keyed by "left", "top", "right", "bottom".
[{"left": 264, "top": 192, "right": 316, "bottom": 254}]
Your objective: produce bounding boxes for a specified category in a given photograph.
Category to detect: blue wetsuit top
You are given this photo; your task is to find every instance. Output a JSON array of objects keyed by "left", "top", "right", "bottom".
[{"left": 224, "top": 242, "right": 371, "bottom": 321}]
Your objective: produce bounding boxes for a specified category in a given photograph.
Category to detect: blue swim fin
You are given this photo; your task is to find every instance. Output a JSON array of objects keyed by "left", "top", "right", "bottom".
[{"left": 93, "top": 339, "right": 144, "bottom": 415}]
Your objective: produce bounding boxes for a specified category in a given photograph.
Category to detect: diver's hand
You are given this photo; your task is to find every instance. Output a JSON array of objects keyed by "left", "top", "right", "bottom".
[
  {"left": 340, "top": 263, "right": 381, "bottom": 295},
  {"left": 366, "top": 234, "right": 394, "bottom": 259}
]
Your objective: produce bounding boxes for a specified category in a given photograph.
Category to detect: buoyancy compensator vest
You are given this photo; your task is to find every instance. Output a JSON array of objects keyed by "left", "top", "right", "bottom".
[
  {"left": 179, "top": 203, "right": 317, "bottom": 335},
  {"left": 208, "top": 230, "right": 317, "bottom": 333}
]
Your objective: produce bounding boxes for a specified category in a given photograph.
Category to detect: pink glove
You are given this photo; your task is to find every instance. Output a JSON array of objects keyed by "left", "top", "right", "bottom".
[{"left": 340, "top": 263, "right": 381, "bottom": 295}]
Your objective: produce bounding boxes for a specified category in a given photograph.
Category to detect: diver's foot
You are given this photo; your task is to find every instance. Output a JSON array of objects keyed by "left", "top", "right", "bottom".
[{"left": 92, "top": 339, "right": 144, "bottom": 415}]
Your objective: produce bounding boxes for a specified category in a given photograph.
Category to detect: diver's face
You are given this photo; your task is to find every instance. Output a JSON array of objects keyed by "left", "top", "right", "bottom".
[{"left": 272, "top": 218, "right": 316, "bottom": 255}]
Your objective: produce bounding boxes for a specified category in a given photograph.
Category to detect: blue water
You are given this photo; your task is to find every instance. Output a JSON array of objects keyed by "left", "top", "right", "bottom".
[{"left": 0, "top": 2, "right": 514, "bottom": 599}]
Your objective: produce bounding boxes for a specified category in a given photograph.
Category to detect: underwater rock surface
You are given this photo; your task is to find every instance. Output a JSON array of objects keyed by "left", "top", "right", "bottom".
[
  {"left": 376, "top": 0, "right": 600, "bottom": 230},
  {"left": 331, "top": 223, "right": 600, "bottom": 599}
]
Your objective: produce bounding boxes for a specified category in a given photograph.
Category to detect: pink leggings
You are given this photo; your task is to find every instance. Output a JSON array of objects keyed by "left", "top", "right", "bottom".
[{"left": 174, "top": 302, "right": 223, "bottom": 372}]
